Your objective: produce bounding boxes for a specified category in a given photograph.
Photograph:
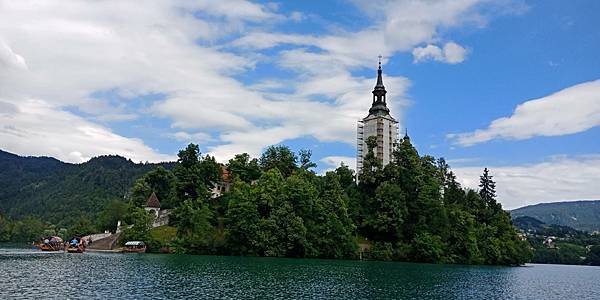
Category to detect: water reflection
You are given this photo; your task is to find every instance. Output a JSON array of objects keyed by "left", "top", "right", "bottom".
[{"left": 1, "top": 248, "right": 599, "bottom": 299}]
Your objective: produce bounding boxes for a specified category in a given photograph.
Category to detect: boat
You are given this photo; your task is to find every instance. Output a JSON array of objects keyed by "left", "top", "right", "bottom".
[
  {"left": 123, "top": 241, "right": 146, "bottom": 253},
  {"left": 67, "top": 237, "right": 86, "bottom": 253},
  {"left": 39, "top": 236, "right": 64, "bottom": 251}
]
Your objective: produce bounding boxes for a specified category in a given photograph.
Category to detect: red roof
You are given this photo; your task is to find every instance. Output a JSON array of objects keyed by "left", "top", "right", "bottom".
[
  {"left": 146, "top": 192, "right": 161, "bottom": 208},
  {"left": 222, "top": 166, "right": 231, "bottom": 182}
]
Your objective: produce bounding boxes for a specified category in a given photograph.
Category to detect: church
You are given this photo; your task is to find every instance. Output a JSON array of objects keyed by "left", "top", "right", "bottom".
[{"left": 356, "top": 61, "right": 400, "bottom": 174}]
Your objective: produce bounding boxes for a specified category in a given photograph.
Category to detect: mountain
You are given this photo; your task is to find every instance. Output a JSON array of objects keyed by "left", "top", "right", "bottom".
[
  {"left": 0, "top": 149, "right": 173, "bottom": 226},
  {"left": 511, "top": 200, "right": 600, "bottom": 232},
  {"left": 512, "top": 216, "right": 583, "bottom": 237}
]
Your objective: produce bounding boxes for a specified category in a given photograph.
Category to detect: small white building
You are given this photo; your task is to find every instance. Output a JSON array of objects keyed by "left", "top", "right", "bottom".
[
  {"left": 357, "top": 61, "right": 399, "bottom": 174},
  {"left": 144, "top": 192, "right": 170, "bottom": 228},
  {"left": 211, "top": 166, "right": 233, "bottom": 198}
]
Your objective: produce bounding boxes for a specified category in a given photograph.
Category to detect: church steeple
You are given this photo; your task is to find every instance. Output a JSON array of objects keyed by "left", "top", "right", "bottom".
[
  {"left": 368, "top": 57, "right": 390, "bottom": 116},
  {"left": 375, "top": 58, "right": 385, "bottom": 90},
  {"left": 357, "top": 57, "right": 399, "bottom": 176}
]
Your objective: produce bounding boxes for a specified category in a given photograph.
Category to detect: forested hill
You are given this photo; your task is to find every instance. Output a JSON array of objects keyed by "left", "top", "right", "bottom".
[
  {"left": 511, "top": 200, "right": 600, "bottom": 232},
  {"left": 0, "top": 149, "right": 173, "bottom": 226}
]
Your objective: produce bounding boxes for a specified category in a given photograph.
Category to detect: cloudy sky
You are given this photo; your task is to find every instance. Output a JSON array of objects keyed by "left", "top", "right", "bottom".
[{"left": 1, "top": 0, "right": 599, "bottom": 209}]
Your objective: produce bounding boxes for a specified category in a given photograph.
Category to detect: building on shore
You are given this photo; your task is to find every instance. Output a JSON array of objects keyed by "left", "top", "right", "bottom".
[
  {"left": 357, "top": 61, "right": 399, "bottom": 175},
  {"left": 211, "top": 166, "right": 233, "bottom": 198},
  {"left": 144, "top": 192, "right": 170, "bottom": 228}
]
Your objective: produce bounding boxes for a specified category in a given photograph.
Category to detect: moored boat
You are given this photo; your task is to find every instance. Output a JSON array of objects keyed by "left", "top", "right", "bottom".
[
  {"left": 66, "top": 237, "right": 86, "bottom": 253},
  {"left": 36, "top": 236, "right": 64, "bottom": 251},
  {"left": 123, "top": 241, "right": 146, "bottom": 253}
]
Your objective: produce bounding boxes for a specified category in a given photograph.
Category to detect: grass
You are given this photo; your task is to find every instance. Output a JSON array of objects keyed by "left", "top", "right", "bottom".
[{"left": 149, "top": 225, "right": 177, "bottom": 244}]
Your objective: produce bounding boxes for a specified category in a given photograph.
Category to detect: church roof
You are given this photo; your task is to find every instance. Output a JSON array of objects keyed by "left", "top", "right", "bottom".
[
  {"left": 366, "top": 60, "right": 392, "bottom": 118},
  {"left": 146, "top": 192, "right": 160, "bottom": 208}
]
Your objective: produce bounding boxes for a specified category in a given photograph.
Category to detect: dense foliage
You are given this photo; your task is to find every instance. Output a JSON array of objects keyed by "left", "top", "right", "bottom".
[
  {"left": 0, "top": 150, "right": 172, "bottom": 227},
  {"left": 1, "top": 139, "right": 534, "bottom": 265},
  {"left": 513, "top": 216, "right": 600, "bottom": 265},
  {"left": 122, "top": 139, "right": 530, "bottom": 265}
]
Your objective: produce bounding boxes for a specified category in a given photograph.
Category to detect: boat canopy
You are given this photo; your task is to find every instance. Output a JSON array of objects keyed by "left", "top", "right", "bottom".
[{"left": 125, "top": 241, "right": 145, "bottom": 246}]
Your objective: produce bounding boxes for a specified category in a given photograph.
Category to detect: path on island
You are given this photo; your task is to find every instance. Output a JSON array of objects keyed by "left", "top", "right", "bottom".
[{"left": 87, "top": 232, "right": 121, "bottom": 251}]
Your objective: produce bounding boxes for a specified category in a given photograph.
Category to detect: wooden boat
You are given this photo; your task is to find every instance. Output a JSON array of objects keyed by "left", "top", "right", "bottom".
[
  {"left": 35, "top": 236, "right": 64, "bottom": 251},
  {"left": 67, "top": 237, "right": 86, "bottom": 253},
  {"left": 123, "top": 241, "right": 146, "bottom": 253}
]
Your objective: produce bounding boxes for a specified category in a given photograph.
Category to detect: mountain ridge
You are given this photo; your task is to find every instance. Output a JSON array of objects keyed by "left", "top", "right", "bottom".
[
  {"left": 0, "top": 149, "right": 174, "bottom": 226},
  {"left": 511, "top": 200, "right": 600, "bottom": 232}
]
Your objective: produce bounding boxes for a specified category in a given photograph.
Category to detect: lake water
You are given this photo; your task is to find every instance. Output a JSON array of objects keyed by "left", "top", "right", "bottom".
[{"left": 1, "top": 247, "right": 599, "bottom": 299}]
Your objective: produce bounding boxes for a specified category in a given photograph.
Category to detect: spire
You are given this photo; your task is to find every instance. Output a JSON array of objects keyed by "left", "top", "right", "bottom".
[
  {"left": 375, "top": 55, "right": 385, "bottom": 90},
  {"left": 404, "top": 127, "right": 410, "bottom": 140},
  {"left": 368, "top": 56, "right": 389, "bottom": 116}
]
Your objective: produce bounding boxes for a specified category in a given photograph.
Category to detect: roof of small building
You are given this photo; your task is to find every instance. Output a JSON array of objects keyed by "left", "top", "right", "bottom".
[
  {"left": 146, "top": 192, "right": 161, "bottom": 208},
  {"left": 125, "top": 241, "right": 145, "bottom": 246},
  {"left": 222, "top": 166, "right": 231, "bottom": 182}
]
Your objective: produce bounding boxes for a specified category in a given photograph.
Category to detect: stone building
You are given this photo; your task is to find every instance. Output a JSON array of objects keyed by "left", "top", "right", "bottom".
[
  {"left": 144, "top": 192, "right": 170, "bottom": 228},
  {"left": 211, "top": 166, "right": 233, "bottom": 198},
  {"left": 357, "top": 61, "right": 399, "bottom": 174}
]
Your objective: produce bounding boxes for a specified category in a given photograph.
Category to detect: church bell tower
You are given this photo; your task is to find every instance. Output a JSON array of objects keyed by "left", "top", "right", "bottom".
[{"left": 357, "top": 59, "right": 399, "bottom": 174}]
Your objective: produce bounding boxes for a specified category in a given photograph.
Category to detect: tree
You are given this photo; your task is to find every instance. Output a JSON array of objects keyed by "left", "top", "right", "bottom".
[
  {"left": 140, "top": 167, "right": 176, "bottom": 208},
  {"left": 224, "top": 182, "right": 260, "bottom": 255},
  {"left": 11, "top": 216, "right": 46, "bottom": 242},
  {"left": 121, "top": 208, "right": 154, "bottom": 243},
  {"left": 0, "top": 214, "right": 12, "bottom": 242},
  {"left": 311, "top": 172, "right": 357, "bottom": 258},
  {"left": 358, "top": 136, "right": 382, "bottom": 194},
  {"left": 298, "top": 149, "right": 317, "bottom": 171},
  {"left": 227, "top": 153, "right": 261, "bottom": 183},
  {"left": 479, "top": 168, "right": 497, "bottom": 209},
  {"left": 67, "top": 216, "right": 95, "bottom": 237},
  {"left": 96, "top": 199, "right": 129, "bottom": 233},
  {"left": 174, "top": 200, "right": 215, "bottom": 253},
  {"left": 259, "top": 145, "right": 297, "bottom": 177},
  {"left": 587, "top": 245, "right": 600, "bottom": 266},
  {"left": 173, "top": 144, "right": 209, "bottom": 203},
  {"left": 363, "top": 182, "right": 406, "bottom": 242},
  {"left": 198, "top": 155, "right": 222, "bottom": 187}
]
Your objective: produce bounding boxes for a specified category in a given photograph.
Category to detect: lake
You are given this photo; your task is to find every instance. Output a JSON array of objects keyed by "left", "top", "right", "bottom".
[{"left": 1, "top": 247, "right": 599, "bottom": 299}]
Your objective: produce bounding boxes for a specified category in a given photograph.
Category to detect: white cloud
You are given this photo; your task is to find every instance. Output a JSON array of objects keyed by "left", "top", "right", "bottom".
[
  {"left": 0, "top": 0, "right": 279, "bottom": 161},
  {"left": 319, "top": 156, "right": 357, "bottom": 174},
  {"left": 453, "top": 155, "right": 600, "bottom": 210},
  {"left": 0, "top": 0, "right": 521, "bottom": 164},
  {"left": 442, "top": 42, "right": 469, "bottom": 64},
  {"left": 412, "top": 42, "right": 468, "bottom": 64},
  {"left": 0, "top": 99, "right": 173, "bottom": 163},
  {"left": 0, "top": 40, "right": 27, "bottom": 70},
  {"left": 169, "top": 131, "right": 214, "bottom": 143},
  {"left": 449, "top": 79, "right": 600, "bottom": 146}
]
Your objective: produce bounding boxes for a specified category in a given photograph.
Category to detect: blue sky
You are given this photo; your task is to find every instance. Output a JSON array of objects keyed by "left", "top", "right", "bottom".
[{"left": 0, "top": 0, "right": 599, "bottom": 208}]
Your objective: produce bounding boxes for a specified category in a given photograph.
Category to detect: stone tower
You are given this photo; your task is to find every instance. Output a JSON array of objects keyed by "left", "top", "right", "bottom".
[{"left": 357, "top": 61, "right": 399, "bottom": 174}]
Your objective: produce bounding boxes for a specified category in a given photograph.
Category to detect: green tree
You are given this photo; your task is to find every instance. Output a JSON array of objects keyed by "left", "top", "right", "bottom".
[
  {"left": 11, "top": 216, "right": 46, "bottom": 242},
  {"left": 358, "top": 136, "right": 383, "bottom": 195},
  {"left": 587, "top": 245, "right": 600, "bottom": 266},
  {"left": 259, "top": 145, "right": 297, "bottom": 177},
  {"left": 173, "top": 144, "right": 209, "bottom": 203},
  {"left": 174, "top": 200, "right": 215, "bottom": 253},
  {"left": 479, "top": 168, "right": 498, "bottom": 209},
  {"left": 67, "top": 216, "right": 95, "bottom": 237},
  {"left": 0, "top": 214, "right": 12, "bottom": 242},
  {"left": 224, "top": 182, "right": 260, "bottom": 255},
  {"left": 298, "top": 149, "right": 317, "bottom": 171},
  {"left": 227, "top": 153, "right": 262, "bottom": 183},
  {"left": 311, "top": 172, "right": 357, "bottom": 258},
  {"left": 363, "top": 182, "right": 406, "bottom": 242},
  {"left": 121, "top": 207, "right": 154, "bottom": 243},
  {"left": 96, "top": 199, "right": 129, "bottom": 233}
]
